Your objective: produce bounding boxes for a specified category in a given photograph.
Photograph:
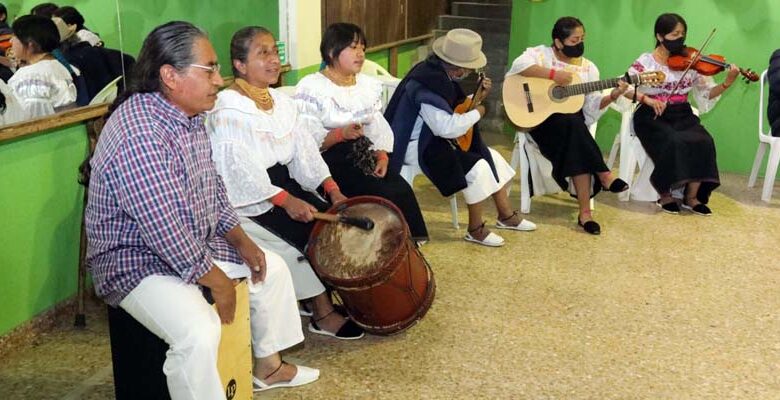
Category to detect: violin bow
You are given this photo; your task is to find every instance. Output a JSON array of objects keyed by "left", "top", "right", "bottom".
[{"left": 662, "top": 28, "right": 717, "bottom": 111}]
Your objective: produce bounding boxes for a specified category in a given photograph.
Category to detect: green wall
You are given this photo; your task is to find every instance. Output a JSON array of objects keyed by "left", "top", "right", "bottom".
[
  {"left": 0, "top": 127, "right": 87, "bottom": 336},
  {"left": 0, "top": 0, "right": 279, "bottom": 337},
  {"left": 508, "top": 0, "right": 777, "bottom": 175}
]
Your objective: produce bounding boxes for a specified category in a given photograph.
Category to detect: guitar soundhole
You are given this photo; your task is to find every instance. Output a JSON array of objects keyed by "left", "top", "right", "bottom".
[{"left": 551, "top": 86, "right": 566, "bottom": 101}]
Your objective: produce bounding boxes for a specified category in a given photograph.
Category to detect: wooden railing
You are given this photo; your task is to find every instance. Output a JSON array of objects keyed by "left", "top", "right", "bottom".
[{"left": 366, "top": 33, "right": 433, "bottom": 76}]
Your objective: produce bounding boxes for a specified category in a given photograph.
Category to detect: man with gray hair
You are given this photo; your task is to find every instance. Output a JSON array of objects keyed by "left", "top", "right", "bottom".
[{"left": 85, "top": 21, "right": 317, "bottom": 399}]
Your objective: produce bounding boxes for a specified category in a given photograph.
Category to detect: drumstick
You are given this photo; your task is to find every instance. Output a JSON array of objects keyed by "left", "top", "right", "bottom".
[{"left": 312, "top": 212, "right": 375, "bottom": 231}]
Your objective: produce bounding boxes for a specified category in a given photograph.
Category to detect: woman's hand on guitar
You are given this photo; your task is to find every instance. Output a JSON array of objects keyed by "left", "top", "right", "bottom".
[
  {"left": 643, "top": 96, "right": 667, "bottom": 116},
  {"left": 342, "top": 124, "right": 364, "bottom": 140},
  {"left": 610, "top": 80, "right": 630, "bottom": 100},
  {"left": 281, "top": 195, "right": 318, "bottom": 222},
  {"left": 552, "top": 70, "right": 574, "bottom": 86}
]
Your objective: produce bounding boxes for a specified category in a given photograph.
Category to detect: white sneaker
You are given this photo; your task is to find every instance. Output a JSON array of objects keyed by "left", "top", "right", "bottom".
[{"left": 495, "top": 218, "right": 537, "bottom": 231}]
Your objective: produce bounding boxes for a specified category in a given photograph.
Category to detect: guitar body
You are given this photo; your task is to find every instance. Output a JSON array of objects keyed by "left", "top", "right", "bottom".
[{"left": 503, "top": 74, "right": 585, "bottom": 129}]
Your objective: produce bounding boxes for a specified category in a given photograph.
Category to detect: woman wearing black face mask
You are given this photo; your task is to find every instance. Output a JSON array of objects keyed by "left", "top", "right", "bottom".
[
  {"left": 627, "top": 13, "right": 739, "bottom": 216},
  {"left": 506, "top": 16, "right": 629, "bottom": 235}
]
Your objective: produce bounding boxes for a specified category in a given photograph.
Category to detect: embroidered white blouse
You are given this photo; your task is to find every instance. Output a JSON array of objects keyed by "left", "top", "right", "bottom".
[
  {"left": 207, "top": 88, "right": 332, "bottom": 217},
  {"left": 0, "top": 80, "right": 30, "bottom": 125},
  {"left": 294, "top": 72, "right": 393, "bottom": 152},
  {"left": 506, "top": 45, "right": 606, "bottom": 126},
  {"left": 8, "top": 59, "right": 77, "bottom": 118},
  {"left": 628, "top": 52, "right": 720, "bottom": 113}
]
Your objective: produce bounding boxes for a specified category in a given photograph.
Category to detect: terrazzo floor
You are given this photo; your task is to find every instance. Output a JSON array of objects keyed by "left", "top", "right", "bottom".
[{"left": 1, "top": 133, "right": 779, "bottom": 399}]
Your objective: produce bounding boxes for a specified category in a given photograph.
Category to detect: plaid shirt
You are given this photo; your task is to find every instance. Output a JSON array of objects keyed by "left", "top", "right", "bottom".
[{"left": 85, "top": 92, "right": 243, "bottom": 306}]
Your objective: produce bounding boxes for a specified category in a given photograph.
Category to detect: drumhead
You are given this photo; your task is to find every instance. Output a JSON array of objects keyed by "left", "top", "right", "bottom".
[{"left": 310, "top": 199, "right": 406, "bottom": 282}]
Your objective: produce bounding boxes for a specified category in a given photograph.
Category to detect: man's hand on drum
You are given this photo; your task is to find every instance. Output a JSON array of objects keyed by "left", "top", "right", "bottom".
[
  {"left": 198, "top": 267, "right": 236, "bottom": 324},
  {"left": 282, "top": 195, "right": 318, "bottom": 222}
]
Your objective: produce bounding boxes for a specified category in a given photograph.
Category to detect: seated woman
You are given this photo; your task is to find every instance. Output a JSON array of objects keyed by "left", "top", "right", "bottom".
[
  {"left": 629, "top": 13, "right": 739, "bottom": 215},
  {"left": 207, "top": 26, "right": 364, "bottom": 341},
  {"left": 385, "top": 28, "right": 536, "bottom": 247},
  {"left": 293, "top": 22, "right": 429, "bottom": 243},
  {"left": 52, "top": 6, "right": 102, "bottom": 47},
  {"left": 8, "top": 15, "right": 76, "bottom": 118},
  {"left": 505, "top": 17, "right": 629, "bottom": 235}
]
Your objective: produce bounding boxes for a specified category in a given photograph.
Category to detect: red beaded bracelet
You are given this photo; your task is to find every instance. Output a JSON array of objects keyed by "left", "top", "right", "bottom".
[
  {"left": 323, "top": 179, "right": 340, "bottom": 194},
  {"left": 270, "top": 190, "right": 289, "bottom": 206},
  {"left": 548, "top": 68, "right": 556, "bottom": 80}
]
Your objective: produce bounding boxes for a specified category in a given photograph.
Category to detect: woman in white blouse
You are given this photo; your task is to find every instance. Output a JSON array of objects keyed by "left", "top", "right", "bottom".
[
  {"left": 8, "top": 15, "right": 76, "bottom": 118},
  {"left": 506, "top": 17, "right": 628, "bottom": 235},
  {"left": 208, "top": 26, "right": 366, "bottom": 390},
  {"left": 629, "top": 13, "right": 738, "bottom": 216},
  {"left": 294, "top": 22, "right": 429, "bottom": 243}
]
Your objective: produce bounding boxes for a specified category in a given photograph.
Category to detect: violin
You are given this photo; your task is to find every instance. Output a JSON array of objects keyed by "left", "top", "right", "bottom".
[
  {"left": 454, "top": 71, "right": 486, "bottom": 151},
  {"left": 668, "top": 47, "right": 758, "bottom": 82}
]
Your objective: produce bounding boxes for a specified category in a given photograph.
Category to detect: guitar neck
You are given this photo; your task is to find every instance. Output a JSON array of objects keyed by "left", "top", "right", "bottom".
[{"left": 562, "top": 77, "right": 623, "bottom": 97}]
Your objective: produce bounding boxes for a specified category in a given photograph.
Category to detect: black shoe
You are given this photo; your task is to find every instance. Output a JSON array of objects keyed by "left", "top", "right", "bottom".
[
  {"left": 657, "top": 200, "right": 680, "bottom": 214},
  {"left": 578, "top": 219, "right": 601, "bottom": 235},
  {"left": 607, "top": 178, "right": 629, "bottom": 193},
  {"left": 683, "top": 203, "right": 712, "bottom": 216},
  {"left": 308, "top": 319, "right": 365, "bottom": 340}
]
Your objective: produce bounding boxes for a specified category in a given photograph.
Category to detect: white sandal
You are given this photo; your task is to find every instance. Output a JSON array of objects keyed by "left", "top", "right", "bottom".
[
  {"left": 252, "top": 362, "right": 320, "bottom": 392},
  {"left": 464, "top": 223, "right": 505, "bottom": 247},
  {"left": 495, "top": 211, "right": 537, "bottom": 231}
]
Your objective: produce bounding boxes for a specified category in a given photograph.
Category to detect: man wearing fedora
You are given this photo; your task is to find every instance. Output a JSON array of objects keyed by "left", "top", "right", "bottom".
[{"left": 385, "top": 28, "right": 536, "bottom": 247}]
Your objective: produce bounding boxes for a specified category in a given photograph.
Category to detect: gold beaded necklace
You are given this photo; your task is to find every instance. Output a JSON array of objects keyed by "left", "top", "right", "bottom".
[
  {"left": 234, "top": 78, "right": 274, "bottom": 112},
  {"left": 323, "top": 67, "right": 357, "bottom": 86}
]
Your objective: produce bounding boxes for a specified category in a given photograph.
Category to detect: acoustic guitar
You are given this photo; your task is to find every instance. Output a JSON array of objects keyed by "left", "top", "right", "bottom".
[{"left": 502, "top": 71, "right": 666, "bottom": 129}]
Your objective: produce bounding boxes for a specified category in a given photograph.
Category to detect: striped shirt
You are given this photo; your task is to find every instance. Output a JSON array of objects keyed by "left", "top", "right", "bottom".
[{"left": 85, "top": 92, "right": 243, "bottom": 306}]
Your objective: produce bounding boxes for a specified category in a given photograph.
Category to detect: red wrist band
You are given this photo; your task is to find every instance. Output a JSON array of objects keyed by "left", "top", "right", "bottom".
[
  {"left": 548, "top": 68, "right": 556, "bottom": 80},
  {"left": 332, "top": 128, "right": 344, "bottom": 142},
  {"left": 270, "top": 190, "right": 289, "bottom": 206},
  {"left": 376, "top": 152, "right": 388, "bottom": 161},
  {"left": 323, "top": 179, "right": 339, "bottom": 194}
]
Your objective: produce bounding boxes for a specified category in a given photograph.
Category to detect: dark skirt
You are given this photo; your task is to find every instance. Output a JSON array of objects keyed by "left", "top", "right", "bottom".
[
  {"left": 322, "top": 141, "right": 429, "bottom": 241},
  {"left": 249, "top": 164, "right": 330, "bottom": 252},
  {"left": 529, "top": 112, "right": 608, "bottom": 196},
  {"left": 633, "top": 103, "right": 720, "bottom": 204}
]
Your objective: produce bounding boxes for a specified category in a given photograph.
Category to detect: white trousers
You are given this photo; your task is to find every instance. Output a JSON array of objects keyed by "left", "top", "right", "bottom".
[
  {"left": 119, "top": 251, "right": 302, "bottom": 400},
  {"left": 239, "top": 216, "right": 326, "bottom": 300}
]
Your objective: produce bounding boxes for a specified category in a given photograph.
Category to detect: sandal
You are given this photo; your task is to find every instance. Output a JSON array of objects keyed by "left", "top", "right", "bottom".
[
  {"left": 464, "top": 222, "right": 504, "bottom": 247},
  {"left": 253, "top": 361, "right": 320, "bottom": 392}
]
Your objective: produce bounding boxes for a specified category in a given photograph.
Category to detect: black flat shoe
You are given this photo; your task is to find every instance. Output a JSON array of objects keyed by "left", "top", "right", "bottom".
[
  {"left": 656, "top": 201, "right": 681, "bottom": 214},
  {"left": 578, "top": 219, "right": 601, "bottom": 235},
  {"left": 607, "top": 178, "right": 629, "bottom": 193},
  {"left": 682, "top": 203, "right": 712, "bottom": 216}
]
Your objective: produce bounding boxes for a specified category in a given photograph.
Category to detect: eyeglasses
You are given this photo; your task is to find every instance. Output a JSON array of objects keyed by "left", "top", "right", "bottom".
[{"left": 189, "top": 63, "right": 221, "bottom": 76}]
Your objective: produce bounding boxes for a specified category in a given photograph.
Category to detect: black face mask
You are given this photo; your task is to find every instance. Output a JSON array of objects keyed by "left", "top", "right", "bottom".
[
  {"left": 663, "top": 37, "right": 686, "bottom": 55},
  {"left": 559, "top": 42, "right": 585, "bottom": 58}
]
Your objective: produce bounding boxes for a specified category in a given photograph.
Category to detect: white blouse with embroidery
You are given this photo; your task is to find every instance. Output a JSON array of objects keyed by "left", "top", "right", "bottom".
[
  {"left": 293, "top": 72, "right": 393, "bottom": 152},
  {"left": 207, "top": 88, "right": 332, "bottom": 217},
  {"left": 628, "top": 52, "right": 719, "bottom": 113},
  {"left": 8, "top": 59, "right": 77, "bottom": 118},
  {"left": 506, "top": 45, "right": 606, "bottom": 127},
  {"left": 0, "top": 80, "right": 30, "bottom": 125}
]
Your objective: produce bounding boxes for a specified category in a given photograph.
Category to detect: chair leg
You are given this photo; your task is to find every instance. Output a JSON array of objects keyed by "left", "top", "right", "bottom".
[
  {"left": 507, "top": 134, "right": 521, "bottom": 196},
  {"left": 748, "top": 142, "right": 768, "bottom": 188},
  {"left": 761, "top": 145, "right": 780, "bottom": 202},
  {"left": 450, "top": 195, "right": 459, "bottom": 229}
]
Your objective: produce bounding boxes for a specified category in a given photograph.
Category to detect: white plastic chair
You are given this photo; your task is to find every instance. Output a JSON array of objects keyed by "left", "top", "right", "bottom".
[
  {"left": 361, "top": 59, "right": 401, "bottom": 111},
  {"left": 89, "top": 75, "right": 122, "bottom": 105},
  {"left": 400, "top": 163, "right": 460, "bottom": 229},
  {"left": 748, "top": 69, "right": 780, "bottom": 202},
  {"left": 509, "top": 122, "right": 598, "bottom": 214},
  {"left": 614, "top": 103, "right": 699, "bottom": 202}
]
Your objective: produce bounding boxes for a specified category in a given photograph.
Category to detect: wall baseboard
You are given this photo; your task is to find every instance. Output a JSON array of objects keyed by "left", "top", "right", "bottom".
[{"left": 0, "top": 296, "right": 79, "bottom": 359}]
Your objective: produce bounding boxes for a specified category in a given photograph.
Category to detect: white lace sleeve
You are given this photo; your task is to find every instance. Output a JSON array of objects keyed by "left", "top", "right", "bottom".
[
  {"left": 207, "top": 112, "right": 282, "bottom": 211},
  {"left": 293, "top": 86, "right": 330, "bottom": 147},
  {"left": 506, "top": 46, "right": 544, "bottom": 76},
  {"left": 582, "top": 63, "right": 607, "bottom": 126},
  {"left": 691, "top": 73, "right": 720, "bottom": 114},
  {"left": 364, "top": 110, "right": 394, "bottom": 152},
  {"left": 288, "top": 114, "right": 332, "bottom": 191}
]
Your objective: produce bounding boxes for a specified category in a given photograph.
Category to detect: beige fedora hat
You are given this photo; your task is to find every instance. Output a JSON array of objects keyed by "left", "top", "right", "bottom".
[
  {"left": 51, "top": 17, "right": 76, "bottom": 43},
  {"left": 432, "top": 28, "right": 487, "bottom": 69}
]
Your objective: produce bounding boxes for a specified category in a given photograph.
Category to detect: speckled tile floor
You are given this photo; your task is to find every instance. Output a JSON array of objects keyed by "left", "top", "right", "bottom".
[{"left": 1, "top": 133, "right": 779, "bottom": 399}]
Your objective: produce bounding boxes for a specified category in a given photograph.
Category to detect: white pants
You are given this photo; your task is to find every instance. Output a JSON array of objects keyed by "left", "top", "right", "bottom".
[
  {"left": 119, "top": 252, "right": 302, "bottom": 400},
  {"left": 239, "top": 216, "right": 326, "bottom": 300}
]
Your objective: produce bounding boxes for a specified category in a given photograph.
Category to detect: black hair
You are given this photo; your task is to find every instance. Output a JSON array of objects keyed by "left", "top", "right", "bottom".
[
  {"left": 53, "top": 6, "right": 85, "bottom": 31},
  {"left": 320, "top": 22, "right": 366, "bottom": 66},
  {"left": 551, "top": 16, "right": 584, "bottom": 45},
  {"left": 0, "top": 4, "right": 7, "bottom": 21},
  {"left": 654, "top": 13, "right": 687, "bottom": 47},
  {"left": 30, "top": 3, "right": 58, "bottom": 18},
  {"left": 230, "top": 26, "right": 272, "bottom": 77},
  {"left": 12, "top": 15, "right": 60, "bottom": 54},
  {"left": 109, "top": 21, "right": 207, "bottom": 115}
]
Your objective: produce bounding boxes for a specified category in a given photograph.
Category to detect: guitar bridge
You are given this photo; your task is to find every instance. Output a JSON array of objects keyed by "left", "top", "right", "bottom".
[{"left": 522, "top": 82, "right": 534, "bottom": 113}]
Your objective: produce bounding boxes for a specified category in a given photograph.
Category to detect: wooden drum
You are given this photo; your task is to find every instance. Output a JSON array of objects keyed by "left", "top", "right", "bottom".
[{"left": 306, "top": 195, "right": 435, "bottom": 335}]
